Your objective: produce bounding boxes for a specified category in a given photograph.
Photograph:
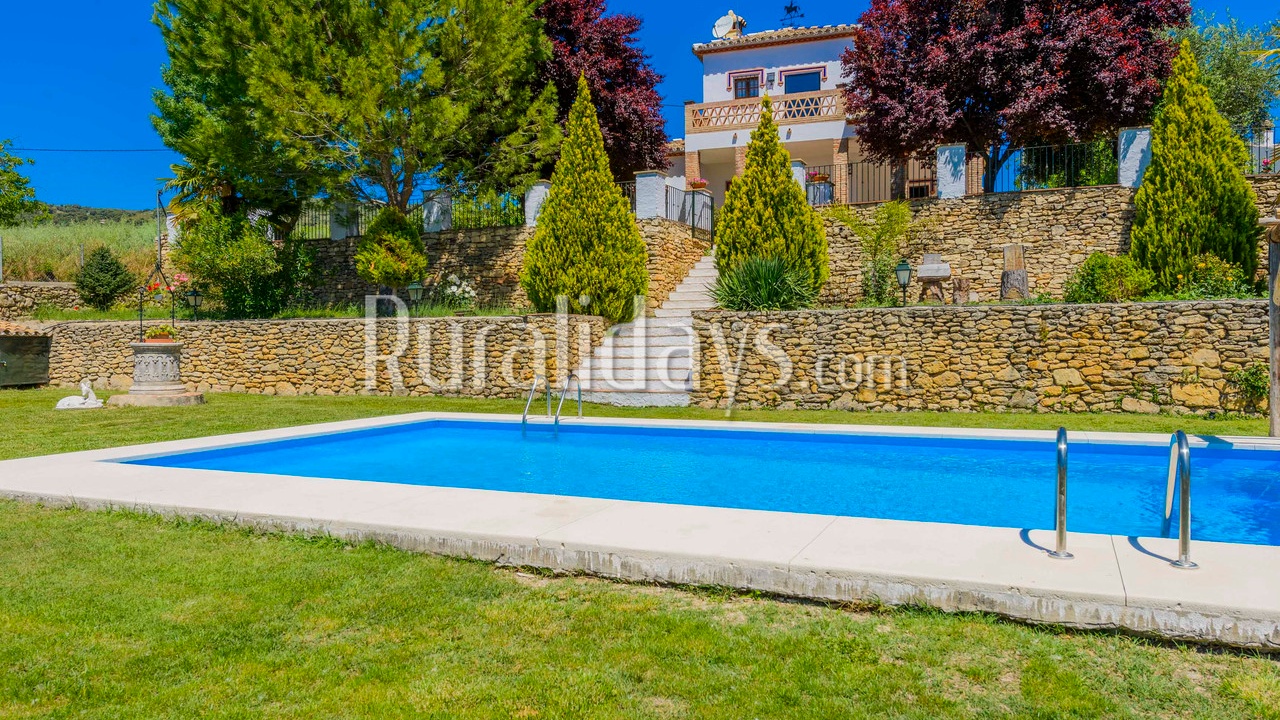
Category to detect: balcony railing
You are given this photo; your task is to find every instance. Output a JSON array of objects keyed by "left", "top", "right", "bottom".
[{"left": 686, "top": 90, "right": 845, "bottom": 134}]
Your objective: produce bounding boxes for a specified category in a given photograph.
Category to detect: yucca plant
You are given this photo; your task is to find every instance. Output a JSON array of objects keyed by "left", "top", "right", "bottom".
[{"left": 711, "top": 256, "right": 817, "bottom": 311}]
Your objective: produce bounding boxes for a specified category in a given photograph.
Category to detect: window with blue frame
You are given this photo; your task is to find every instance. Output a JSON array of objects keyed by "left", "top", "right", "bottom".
[{"left": 783, "top": 71, "right": 822, "bottom": 94}]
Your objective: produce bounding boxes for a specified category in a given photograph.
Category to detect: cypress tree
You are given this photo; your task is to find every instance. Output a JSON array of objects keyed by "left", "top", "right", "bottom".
[
  {"left": 521, "top": 75, "right": 648, "bottom": 323},
  {"left": 76, "top": 246, "right": 136, "bottom": 311},
  {"left": 714, "top": 96, "right": 828, "bottom": 293},
  {"left": 1130, "top": 40, "right": 1261, "bottom": 292}
]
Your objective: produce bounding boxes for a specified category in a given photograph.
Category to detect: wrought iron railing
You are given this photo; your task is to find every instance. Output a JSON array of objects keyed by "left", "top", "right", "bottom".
[
  {"left": 1241, "top": 124, "right": 1277, "bottom": 174},
  {"left": 450, "top": 194, "right": 523, "bottom": 230},
  {"left": 967, "top": 141, "right": 1118, "bottom": 194},
  {"left": 617, "top": 181, "right": 637, "bottom": 213},
  {"left": 804, "top": 160, "right": 938, "bottom": 207}
]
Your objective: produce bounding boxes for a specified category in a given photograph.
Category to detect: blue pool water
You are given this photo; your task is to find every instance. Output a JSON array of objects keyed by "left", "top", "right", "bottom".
[{"left": 124, "top": 421, "right": 1280, "bottom": 546}]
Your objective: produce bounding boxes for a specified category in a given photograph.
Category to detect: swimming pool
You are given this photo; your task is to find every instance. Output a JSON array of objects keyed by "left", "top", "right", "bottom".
[{"left": 123, "top": 420, "right": 1280, "bottom": 547}]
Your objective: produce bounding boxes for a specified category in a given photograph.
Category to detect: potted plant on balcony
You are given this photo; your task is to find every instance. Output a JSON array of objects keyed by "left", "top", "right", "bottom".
[
  {"left": 689, "top": 177, "right": 708, "bottom": 190},
  {"left": 807, "top": 170, "right": 830, "bottom": 184},
  {"left": 144, "top": 324, "right": 180, "bottom": 343}
]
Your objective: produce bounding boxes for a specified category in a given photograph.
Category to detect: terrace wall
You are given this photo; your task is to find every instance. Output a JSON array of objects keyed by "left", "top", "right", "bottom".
[
  {"left": 691, "top": 301, "right": 1268, "bottom": 415},
  {"left": 0, "top": 282, "right": 79, "bottom": 320},
  {"left": 48, "top": 315, "right": 606, "bottom": 398},
  {"left": 819, "top": 176, "right": 1280, "bottom": 306}
]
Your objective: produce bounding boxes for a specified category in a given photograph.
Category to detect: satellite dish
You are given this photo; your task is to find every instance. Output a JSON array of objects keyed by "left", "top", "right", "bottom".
[{"left": 712, "top": 10, "right": 746, "bottom": 40}]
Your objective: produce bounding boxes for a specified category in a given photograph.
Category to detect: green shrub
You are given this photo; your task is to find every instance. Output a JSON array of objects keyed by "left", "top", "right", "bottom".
[
  {"left": 521, "top": 75, "right": 648, "bottom": 324},
  {"left": 711, "top": 256, "right": 817, "bottom": 311},
  {"left": 1130, "top": 41, "right": 1261, "bottom": 291},
  {"left": 1226, "top": 363, "right": 1269, "bottom": 413},
  {"left": 1063, "top": 253, "right": 1156, "bottom": 303},
  {"left": 824, "top": 201, "right": 921, "bottom": 305},
  {"left": 1176, "top": 253, "right": 1254, "bottom": 299},
  {"left": 355, "top": 208, "right": 429, "bottom": 291},
  {"left": 173, "top": 211, "right": 312, "bottom": 318},
  {"left": 75, "top": 246, "right": 137, "bottom": 310},
  {"left": 715, "top": 96, "right": 828, "bottom": 294}
]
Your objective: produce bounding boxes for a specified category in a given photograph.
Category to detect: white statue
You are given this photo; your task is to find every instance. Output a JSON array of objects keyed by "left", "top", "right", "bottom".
[{"left": 55, "top": 380, "right": 105, "bottom": 410}]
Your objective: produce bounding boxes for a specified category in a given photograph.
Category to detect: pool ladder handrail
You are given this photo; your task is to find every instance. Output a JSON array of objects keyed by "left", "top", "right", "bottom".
[
  {"left": 1163, "top": 430, "right": 1198, "bottom": 569},
  {"left": 554, "top": 372, "right": 582, "bottom": 427},
  {"left": 521, "top": 374, "right": 550, "bottom": 430},
  {"left": 1049, "top": 427, "right": 1074, "bottom": 560}
]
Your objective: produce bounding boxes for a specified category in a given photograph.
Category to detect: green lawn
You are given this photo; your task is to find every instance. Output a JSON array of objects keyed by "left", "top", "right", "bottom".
[
  {"left": 2, "top": 389, "right": 1278, "bottom": 717},
  {"left": 0, "top": 388, "right": 1268, "bottom": 461}
]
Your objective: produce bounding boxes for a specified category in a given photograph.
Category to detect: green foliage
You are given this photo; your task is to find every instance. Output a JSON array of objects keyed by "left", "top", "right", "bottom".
[
  {"left": 1013, "top": 140, "right": 1119, "bottom": 190},
  {"left": 1130, "top": 42, "right": 1261, "bottom": 292},
  {"left": 1175, "top": 253, "right": 1254, "bottom": 299},
  {"left": 824, "top": 202, "right": 921, "bottom": 305},
  {"left": 354, "top": 208, "right": 430, "bottom": 291},
  {"left": 75, "top": 247, "right": 137, "bottom": 311},
  {"left": 1174, "top": 14, "right": 1280, "bottom": 133},
  {"left": 0, "top": 140, "right": 44, "bottom": 228},
  {"left": 1226, "top": 363, "right": 1269, "bottom": 412},
  {"left": 451, "top": 191, "right": 525, "bottom": 230},
  {"left": 173, "top": 211, "right": 312, "bottom": 318},
  {"left": 144, "top": 324, "right": 180, "bottom": 340},
  {"left": 1063, "top": 253, "right": 1156, "bottom": 304},
  {"left": 0, "top": 221, "right": 155, "bottom": 282},
  {"left": 521, "top": 76, "right": 648, "bottom": 323},
  {"left": 715, "top": 96, "right": 827, "bottom": 293},
  {"left": 711, "top": 256, "right": 817, "bottom": 311}
]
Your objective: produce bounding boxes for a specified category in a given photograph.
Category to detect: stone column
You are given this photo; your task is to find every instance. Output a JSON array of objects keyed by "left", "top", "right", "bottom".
[
  {"left": 330, "top": 203, "right": 355, "bottom": 241},
  {"left": 684, "top": 151, "right": 701, "bottom": 190},
  {"left": 524, "top": 181, "right": 551, "bottom": 227},
  {"left": 1118, "top": 127, "right": 1152, "bottom": 189},
  {"left": 635, "top": 170, "right": 668, "bottom": 220},
  {"left": 423, "top": 192, "right": 452, "bottom": 232},
  {"left": 936, "top": 144, "right": 967, "bottom": 199}
]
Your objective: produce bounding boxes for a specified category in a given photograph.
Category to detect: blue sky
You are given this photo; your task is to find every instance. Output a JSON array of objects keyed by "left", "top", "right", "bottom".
[{"left": 2, "top": 1, "right": 1277, "bottom": 210}]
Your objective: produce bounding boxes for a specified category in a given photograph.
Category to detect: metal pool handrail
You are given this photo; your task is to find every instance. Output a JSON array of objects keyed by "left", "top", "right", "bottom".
[
  {"left": 1164, "top": 430, "right": 1198, "bottom": 569},
  {"left": 555, "top": 372, "right": 582, "bottom": 427},
  {"left": 522, "top": 374, "right": 548, "bottom": 429},
  {"left": 1048, "top": 427, "right": 1074, "bottom": 560}
]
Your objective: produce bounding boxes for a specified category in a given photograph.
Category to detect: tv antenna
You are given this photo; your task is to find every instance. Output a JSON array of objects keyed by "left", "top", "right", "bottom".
[
  {"left": 712, "top": 10, "right": 746, "bottom": 40},
  {"left": 780, "top": 3, "right": 803, "bottom": 27}
]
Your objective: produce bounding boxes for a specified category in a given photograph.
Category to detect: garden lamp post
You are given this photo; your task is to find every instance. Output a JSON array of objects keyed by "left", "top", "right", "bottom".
[
  {"left": 407, "top": 281, "right": 425, "bottom": 311},
  {"left": 894, "top": 260, "right": 913, "bottom": 307},
  {"left": 185, "top": 289, "right": 204, "bottom": 322}
]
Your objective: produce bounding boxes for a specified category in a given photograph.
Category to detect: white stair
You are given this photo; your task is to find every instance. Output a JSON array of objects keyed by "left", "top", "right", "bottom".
[{"left": 580, "top": 255, "right": 718, "bottom": 407}]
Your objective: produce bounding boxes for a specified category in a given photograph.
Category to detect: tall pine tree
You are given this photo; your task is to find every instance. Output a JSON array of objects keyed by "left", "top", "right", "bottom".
[
  {"left": 1130, "top": 41, "right": 1261, "bottom": 291},
  {"left": 521, "top": 75, "right": 648, "bottom": 323},
  {"left": 714, "top": 96, "right": 828, "bottom": 293}
]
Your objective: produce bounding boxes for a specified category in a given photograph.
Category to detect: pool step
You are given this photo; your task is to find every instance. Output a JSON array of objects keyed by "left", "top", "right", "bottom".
[{"left": 577, "top": 255, "right": 717, "bottom": 407}]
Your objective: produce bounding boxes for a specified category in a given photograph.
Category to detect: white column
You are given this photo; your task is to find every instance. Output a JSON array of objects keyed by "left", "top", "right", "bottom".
[
  {"left": 423, "top": 192, "right": 452, "bottom": 232},
  {"left": 790, "top": 160, "right": 807, "bottom": 189},
  {"left": 936, "top": 144, "right": 967, "bottom": 199},
  {"left": 1118, "top": 127, "right": 1152, "bottom": 189},
  {"left": 329, "top": 203, "right": 351, "bottom": 240},
  {"left": 634, "top": 170, "right": 668, "bottom": 220},
  {"left": 524, "top": 181, "right": 551, "bottom": 227}
]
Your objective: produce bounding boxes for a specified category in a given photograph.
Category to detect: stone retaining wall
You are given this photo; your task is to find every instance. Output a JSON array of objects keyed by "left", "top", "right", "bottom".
[
  {"left": 49, "top": 315, "right": 606, "bottom": 397},
  {"left": 820, "top": 176, "right": 1280, "bottom": 306},
  {"left": 0, "top": 282, "right": 79, "bottom": 320},
  {"left": 305, "top": 219, "right": 707, "bottom": 313},
  {"left": 691, "top": 301, "right": 1268, "bottom": 415}
]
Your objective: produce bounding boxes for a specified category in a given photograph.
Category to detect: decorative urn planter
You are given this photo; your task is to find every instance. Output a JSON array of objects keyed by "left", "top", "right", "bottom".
[{"left": 128, "top": 342, "right": 187, "bottom": 395}]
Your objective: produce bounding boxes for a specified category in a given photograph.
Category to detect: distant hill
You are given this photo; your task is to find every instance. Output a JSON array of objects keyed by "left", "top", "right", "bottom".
[{"left": 39, "top": 205, "right": 155, "bottom": 225}]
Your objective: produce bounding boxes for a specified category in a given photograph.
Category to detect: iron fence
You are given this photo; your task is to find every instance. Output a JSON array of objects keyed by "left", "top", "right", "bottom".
[
  {"left": 617, "top": 181, "right": 637, "bottom": 213},
  {"left": 1241, "top": 125, "right": 1277, "bottom": 174},
  {"left": 804, "top": 160, "right": 937, "bottom": 207},
  {"left": 450, "top": 194, "right": 524, "bottom": 230},
  {"left": 968, "top": 140, "right": 1118, "bottom": 194},
  {"left": 291, "top": 203, "right": 330, "bottom": 240}
]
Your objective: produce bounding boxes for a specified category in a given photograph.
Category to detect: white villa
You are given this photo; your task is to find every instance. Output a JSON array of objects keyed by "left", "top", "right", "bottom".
[{"left": 667, "top": 16, "right": 937, "bottom": 206}]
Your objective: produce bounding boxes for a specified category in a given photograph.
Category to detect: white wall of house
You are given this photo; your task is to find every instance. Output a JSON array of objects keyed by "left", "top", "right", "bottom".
[
  {"left": 686, "top": 119, "right": 853, "bottom": 153},
  {"left": 665, "top": 154, "right": 687, "bottom": 189},
  {"left": 698, "top": 37, "right": 850, "bottom": 103}
]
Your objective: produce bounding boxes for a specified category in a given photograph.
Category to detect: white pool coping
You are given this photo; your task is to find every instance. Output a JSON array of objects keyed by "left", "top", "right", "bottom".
[{"left": 2, "top": 412, "right": 1279, "bottom": 650}]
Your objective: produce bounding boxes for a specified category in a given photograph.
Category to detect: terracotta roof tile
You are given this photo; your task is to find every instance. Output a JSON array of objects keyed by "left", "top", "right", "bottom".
[
  {"left": 0, "top": 321, "right": 45, "bottom": 337},
  {"left": 692, "top": 24, "right": 858, "bottom": 56}
]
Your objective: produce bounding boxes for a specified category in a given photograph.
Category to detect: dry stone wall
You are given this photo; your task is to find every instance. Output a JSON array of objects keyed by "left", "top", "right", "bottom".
[
  {"left": 691, "top": 301, "right": 1267, "bottom": 416},
  {"left": 0, "top": 283, "right": 80, "bottom": 320},
  {"left": 305, "top": 219, "right": 706, "bottom": 313},
  {"left": 49, "top": 315, "right": 605, "bottom": 398},
  {"left": 821, "top": 176, "right": 1280, "bottom": 306}
]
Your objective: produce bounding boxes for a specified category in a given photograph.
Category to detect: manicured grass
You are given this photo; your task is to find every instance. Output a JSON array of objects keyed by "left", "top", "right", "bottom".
[
  {"left": 2, "top": 502, "right": 1279, "bottom": 718},
  {"left": 4, "top": 389, "right": 1279, "bottom": 716},
  {"left": 0, "top": 388, "right": 1268, "bottom": 462}
]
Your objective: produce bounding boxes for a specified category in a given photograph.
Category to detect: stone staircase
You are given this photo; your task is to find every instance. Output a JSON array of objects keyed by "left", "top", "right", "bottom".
[{"left": 580, "top": 255, "right": 718, "bottom": 407}]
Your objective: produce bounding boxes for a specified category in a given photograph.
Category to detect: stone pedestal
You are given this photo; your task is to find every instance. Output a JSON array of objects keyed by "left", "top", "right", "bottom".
[{"left": 105, "top": 341, "right": 206, "bottom": 407}]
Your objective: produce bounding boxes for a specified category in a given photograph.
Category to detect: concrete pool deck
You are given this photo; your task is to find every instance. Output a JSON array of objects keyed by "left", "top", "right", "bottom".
[{"left": 1, "top": 412, "right": 1278, "bottom": 650}]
